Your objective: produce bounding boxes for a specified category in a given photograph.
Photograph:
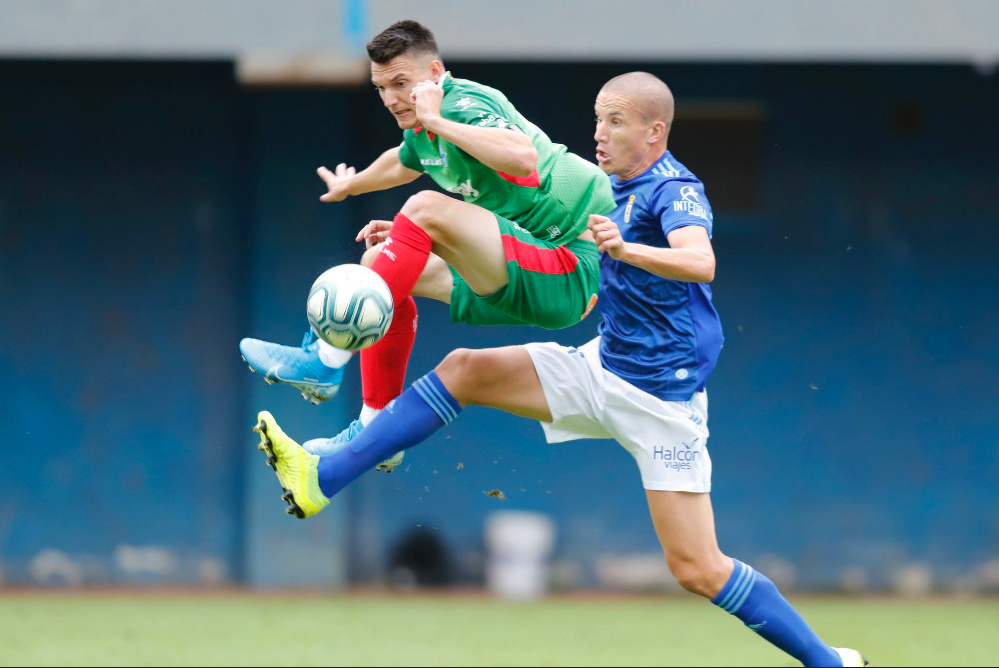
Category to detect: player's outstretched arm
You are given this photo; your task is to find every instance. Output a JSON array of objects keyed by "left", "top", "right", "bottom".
[
  {"left": 411, "top": 81, "right": 538, "bottom": 177},
  {"left": 317, "top": 146, "right": 422, "bottom": 202},
  {"left": 588, "top": 215, "right": 716, "bottom": 283}
]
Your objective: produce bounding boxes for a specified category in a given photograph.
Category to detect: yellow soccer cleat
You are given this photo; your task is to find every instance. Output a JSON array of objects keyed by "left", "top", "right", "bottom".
[
  {"left": 254, "top": 410, "right": 329, "bottom": 519},
  {"left": 375, "top": 450, "right": 405, "bottom": 472}
]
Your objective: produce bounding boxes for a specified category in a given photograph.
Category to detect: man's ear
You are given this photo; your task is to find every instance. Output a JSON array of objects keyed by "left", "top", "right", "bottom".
[{"left": 649, "top": 120, "right": 667, "bottom": 144}]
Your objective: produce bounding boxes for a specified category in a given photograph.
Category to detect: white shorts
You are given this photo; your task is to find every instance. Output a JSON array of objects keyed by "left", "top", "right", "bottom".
[{"left": 525, "top": 337, "right": 712, "bottom": 493}]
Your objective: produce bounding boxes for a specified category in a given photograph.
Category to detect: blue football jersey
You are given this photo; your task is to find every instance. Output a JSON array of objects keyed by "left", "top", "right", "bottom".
[{"left": 597, "top": 152, "right": 724, "bottom": 401}]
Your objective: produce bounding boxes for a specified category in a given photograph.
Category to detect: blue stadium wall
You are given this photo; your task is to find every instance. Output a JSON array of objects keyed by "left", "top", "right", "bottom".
[{"left": 0, "top": 60, "right": 996, "bottom": 590}]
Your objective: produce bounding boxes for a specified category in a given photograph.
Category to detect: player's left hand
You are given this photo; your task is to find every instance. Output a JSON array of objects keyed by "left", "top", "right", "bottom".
[
  {"left": 356, "top": 219, "right": 393, "bottom": 249},
  {"left": 588, "top": 214, "right": 628, "bottom": 260},
  {"left": 410, "top": 80, "right": 445, "bottom": 127}
]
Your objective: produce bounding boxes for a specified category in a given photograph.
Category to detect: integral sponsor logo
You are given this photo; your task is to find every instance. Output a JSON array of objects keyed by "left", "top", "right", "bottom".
[
  {"left": 672, "top": 199, "right": 709, "bottom": 221},
  {"left": 653, "top": 438, "right": 701, "bottom": 471},
  {"left": 448, "top": 179, "right": 479, "bottom": 198},
  {"left": 547, "top": 225, "right": 562, "bottom": 239},
  {"left": 454, "top": 96, "right": 475, "bottom": 110},
  {"left": 680, "top": 185, "right": 699, "bottom": 202}
]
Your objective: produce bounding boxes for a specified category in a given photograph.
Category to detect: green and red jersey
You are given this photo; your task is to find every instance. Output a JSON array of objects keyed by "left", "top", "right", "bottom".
[{"left": 397, "top": 75, "right": 613, "bottom": 246}]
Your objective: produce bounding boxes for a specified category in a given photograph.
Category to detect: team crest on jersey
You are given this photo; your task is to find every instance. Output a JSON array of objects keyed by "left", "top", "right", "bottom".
[
  {"left": 624, "top": 194, "right": 636, "bottom": 224},
  {"left": 547, "top": 226, "right": 562, "bottom": 239}
]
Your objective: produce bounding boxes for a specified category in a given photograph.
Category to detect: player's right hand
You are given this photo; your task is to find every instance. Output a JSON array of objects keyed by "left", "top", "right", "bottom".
[
  {"left": 356, "top": 219, "right": 393, "bottom": 249},
  {"left": 588, "top": 214, "right": 627, "bottom": 260},
  {"left": 317, "top": 163, "right": 356, "bottom": 202}
]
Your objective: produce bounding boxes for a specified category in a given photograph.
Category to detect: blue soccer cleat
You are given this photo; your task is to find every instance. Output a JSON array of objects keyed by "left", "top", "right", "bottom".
[
  {"left": 240, "top": 329, "right": 345, "bottom": 405},
  {"left": 302, "top": 418, "right": 405, "bottom": 473}
]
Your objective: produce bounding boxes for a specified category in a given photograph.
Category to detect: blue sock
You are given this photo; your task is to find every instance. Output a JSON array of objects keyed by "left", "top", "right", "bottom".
[
  {"left": 712, "top": 559, "right": 841, "bottom": 667},
  {"left": 316, "top": 371, "right": 461, "bottom": 498}
]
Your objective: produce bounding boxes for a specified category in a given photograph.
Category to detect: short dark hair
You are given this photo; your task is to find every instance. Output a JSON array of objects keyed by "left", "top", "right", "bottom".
[{"left": 366, "top": 20, "right": 440, "bottom": 64}]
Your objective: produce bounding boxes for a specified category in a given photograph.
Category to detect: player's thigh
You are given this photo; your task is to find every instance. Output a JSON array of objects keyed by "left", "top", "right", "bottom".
[
  {"left": 601, "top": 386, "right": 711, "bottom": 493},
  {"left": 645, "top": 491, "right": 731, "bottom": 594},
  {"left": 450, "top": 224, "right": 600, "bottom": 330},
  {"left": 645, "top": 491, "right": 723, "bottom": 562},
  {"left": 404, "top": 193, "right": 508, "bottom": 296},
  {"left": 524, "top": 339, "right": 614, "bottom": 441},
  {"left": 436, "top": 346, "right": 552, "bottom": 422}
]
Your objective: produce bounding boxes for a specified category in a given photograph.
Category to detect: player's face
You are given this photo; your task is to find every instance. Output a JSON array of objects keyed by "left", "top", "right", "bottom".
[
  {"left": 371, "top": 55, "right": 438, "bottom": 129},
  {"left": 594, "top": 93, "right": 656, "bottom": 179}
]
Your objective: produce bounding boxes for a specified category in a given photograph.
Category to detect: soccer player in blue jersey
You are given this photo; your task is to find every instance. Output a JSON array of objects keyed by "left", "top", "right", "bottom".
[{"left": 253, "top": 72, "right": 866, "bottom": 667}]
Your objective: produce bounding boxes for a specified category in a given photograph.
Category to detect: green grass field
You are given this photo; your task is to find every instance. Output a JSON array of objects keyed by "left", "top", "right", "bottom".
[{"left": 1, "top": 591, "right": 996, "bottom": 666}]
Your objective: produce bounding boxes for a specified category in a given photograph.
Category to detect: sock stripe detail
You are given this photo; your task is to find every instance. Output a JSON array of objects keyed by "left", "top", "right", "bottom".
[
  {"left": 717, "top": 561, "right": 755, "bottom": 613},
  {"left": 413, "top": 377, "right": 458, "bottom": 424},
  {"left": 726, "top": 569, "right": 757, "bottom": 614},
  {"left": 413, "top": 379, "right": 452, "bottom": 423},
  {"left": 424, "top": 371, "right": 461, "bottom": 420},
  {"left": 715, "top": 561, "right": 749, "bottom": 610}
]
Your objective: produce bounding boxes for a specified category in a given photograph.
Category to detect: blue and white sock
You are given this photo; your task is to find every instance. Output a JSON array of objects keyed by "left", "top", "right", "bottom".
[
  {"left": 713, "top": 559, "right": 841, "bottom": 667},
  {"left": 316, "top": 371, "right": 461, "bottom": 498}
]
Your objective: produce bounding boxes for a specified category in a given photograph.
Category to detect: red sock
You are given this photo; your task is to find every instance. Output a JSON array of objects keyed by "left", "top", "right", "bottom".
[
  {"left": 361, "top": 296, "right": 418, "bottom": 409},
  {"left": 360, "top": 213, "right": 430, "bottom": 409},
  {"left": 369, "top": 213, "right": 434, "bottom": 307}
]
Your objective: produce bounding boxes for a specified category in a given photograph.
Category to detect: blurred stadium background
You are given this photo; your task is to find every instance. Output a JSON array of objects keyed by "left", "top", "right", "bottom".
[{"left": 1, "top": 1, "right": 997, "bottom": 665}]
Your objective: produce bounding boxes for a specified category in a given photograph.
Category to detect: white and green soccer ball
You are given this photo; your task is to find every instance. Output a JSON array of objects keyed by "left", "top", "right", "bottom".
[{"left": 307, "top": 264, "right": 394, "bottom": 351}]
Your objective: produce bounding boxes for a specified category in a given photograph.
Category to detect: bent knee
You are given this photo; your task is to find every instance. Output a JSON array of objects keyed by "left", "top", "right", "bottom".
[
  {"left": 667, "top": 555, "right": 731, "bottom": 598},
  {"left": 436, "top": 348, "right": 496, "bottom": 397},
  {"left": 400, "top": 191, "right": 456, "bottom": 231},
  {"left": 437, "top": 348, "right": 480, "bottom": 380}
]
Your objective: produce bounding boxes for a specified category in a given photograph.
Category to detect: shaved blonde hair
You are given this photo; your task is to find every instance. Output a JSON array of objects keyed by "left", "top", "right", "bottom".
[{"left": 600, "top": 72, "right": 675, "bottom": 129}]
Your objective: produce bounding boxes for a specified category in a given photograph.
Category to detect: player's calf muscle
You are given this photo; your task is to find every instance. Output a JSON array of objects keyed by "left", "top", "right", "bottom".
[{"left": 439, "top": 348, "right": 550, "bottom": 421}]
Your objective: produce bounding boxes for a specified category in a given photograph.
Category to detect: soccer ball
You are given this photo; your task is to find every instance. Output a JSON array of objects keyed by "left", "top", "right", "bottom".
[{"left": 306, "top": 264, "right": 394, "bottom": 350}]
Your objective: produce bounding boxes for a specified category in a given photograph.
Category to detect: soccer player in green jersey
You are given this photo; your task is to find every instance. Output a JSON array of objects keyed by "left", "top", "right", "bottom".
[{"left": 239, "top": 20, "right": 613, "bottom": 464}]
